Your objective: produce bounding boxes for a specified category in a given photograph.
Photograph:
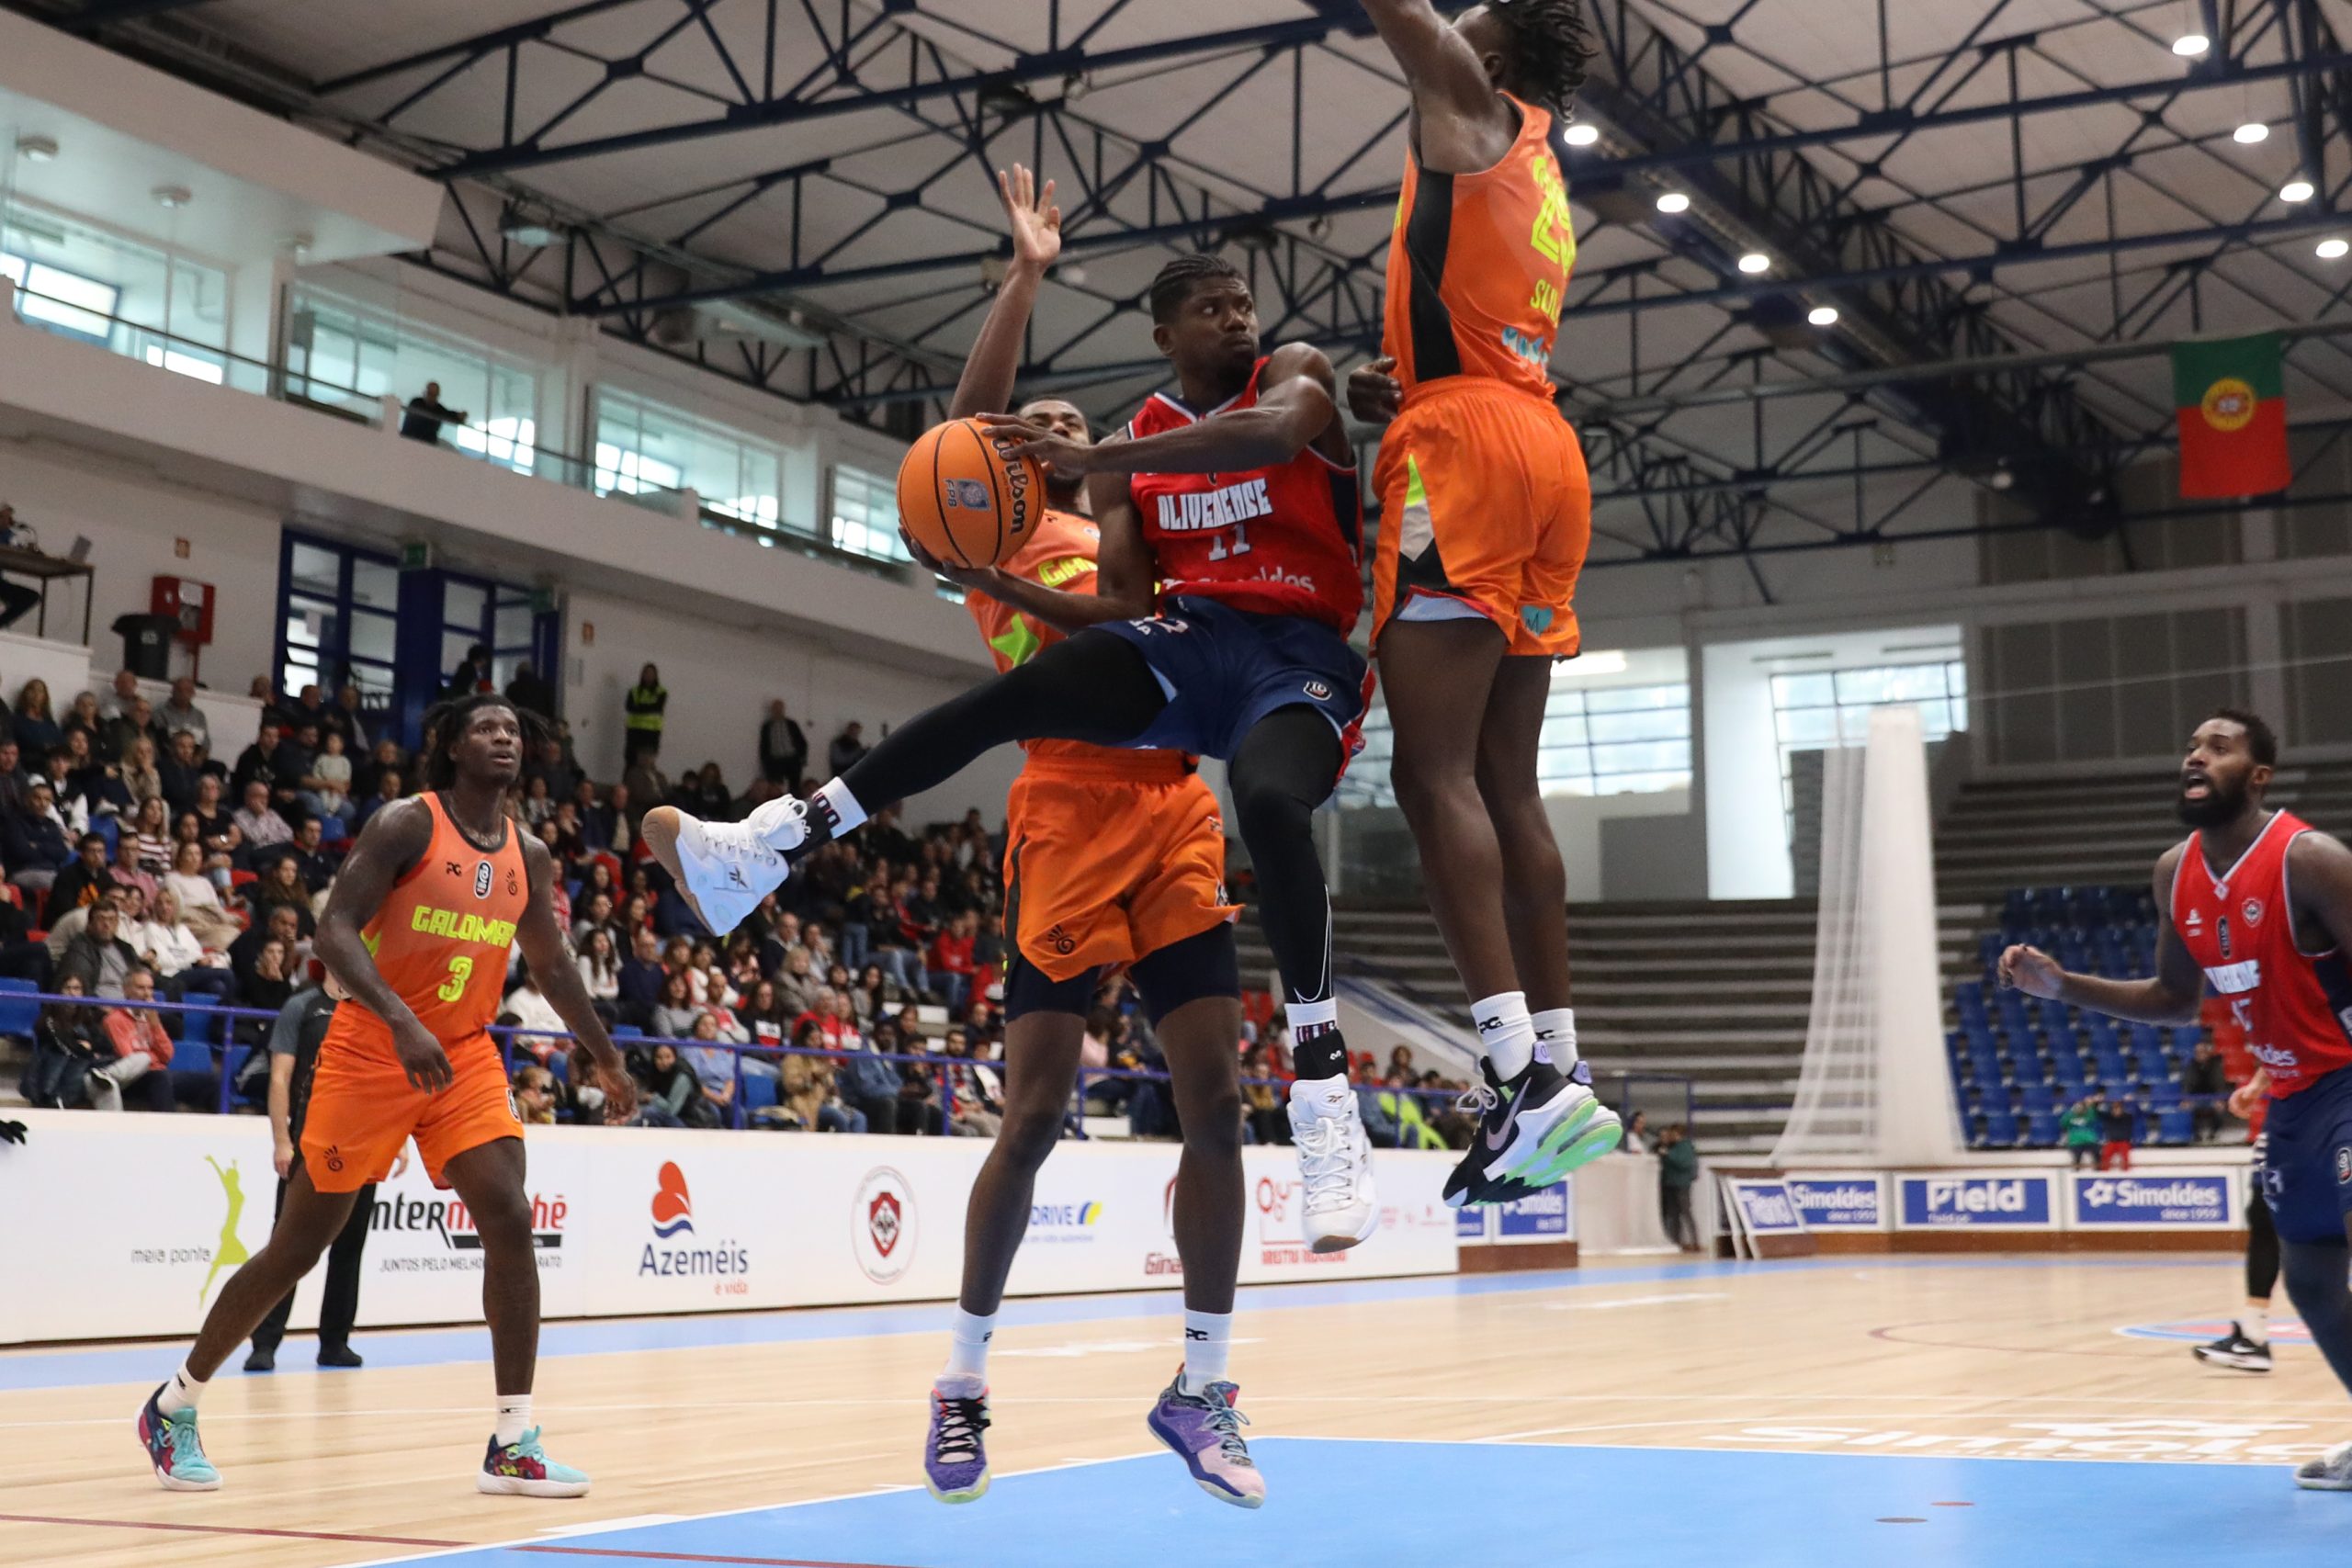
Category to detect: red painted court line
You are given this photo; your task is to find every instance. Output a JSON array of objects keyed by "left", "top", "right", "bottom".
[
  {"left": 0, "top": 1511, "right": 465, "bottom": 1548},
  {"left": 513, "top": 1549, "right": 923, "bottom": 1568}
]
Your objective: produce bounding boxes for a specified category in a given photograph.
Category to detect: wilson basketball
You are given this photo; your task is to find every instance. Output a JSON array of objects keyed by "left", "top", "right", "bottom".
[{"left": 896, "top": 417, "right": 1046, "bottom": 570}]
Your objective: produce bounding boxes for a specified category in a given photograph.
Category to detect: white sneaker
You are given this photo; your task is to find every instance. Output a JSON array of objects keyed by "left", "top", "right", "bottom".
[
  {"left": 1286, "top": 1077, "right": 1379, "bottom": 1253},
  {"left": 2296, "top": 1439, "right": 2352, "bottom": 1491},
  {"left": 640, "top": 805, "right": 795, "bottom": 936}
]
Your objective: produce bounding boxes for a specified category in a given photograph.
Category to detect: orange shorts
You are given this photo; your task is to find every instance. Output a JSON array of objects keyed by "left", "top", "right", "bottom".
[
  {"left": 1002, "top": 748, "right": 1237, "bottom": 984},
  {"left": 1371, "top": 379, "right": 1591, "bottom": 657},
  {"left": 300, "top": 1014, "right": 522, "bottom": 1193}
]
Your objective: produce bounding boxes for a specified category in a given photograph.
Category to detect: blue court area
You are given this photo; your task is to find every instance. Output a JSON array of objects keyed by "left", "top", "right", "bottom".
[{"left": 385, "top": 1438, "right": 2346, "bottom": 1568}]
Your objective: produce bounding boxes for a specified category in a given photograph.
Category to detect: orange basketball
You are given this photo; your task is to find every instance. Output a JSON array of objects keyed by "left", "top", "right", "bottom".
[{"left": 895, "top": 417, "right": 1046, "bottom": 570}]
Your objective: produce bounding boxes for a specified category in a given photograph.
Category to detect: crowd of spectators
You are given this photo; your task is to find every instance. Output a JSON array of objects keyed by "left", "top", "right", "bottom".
[{"left": 4, "top": 664, "right": 1477, "bottom": 1150}]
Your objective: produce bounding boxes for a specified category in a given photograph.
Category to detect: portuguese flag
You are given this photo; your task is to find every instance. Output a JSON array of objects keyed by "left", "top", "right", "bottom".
[{"left": 2172, "top": 332, "right": 2290, "bottom": 499}]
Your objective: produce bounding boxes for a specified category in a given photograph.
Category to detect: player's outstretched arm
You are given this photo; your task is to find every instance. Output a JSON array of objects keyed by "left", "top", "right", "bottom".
[
  {"left": 1998, "top": 846, "right": 2202, "bottom": 1026},
  {"left": 2287, "top": 829, "right": 2352, "bottom": 953},
  {"left": 1010, "top": 343, "right": 1345, "bottom": 478},
  {"left": 1361, "top": 0, "right": 1520, "bottom": 171},
  {"left": 314, "top": 796, "right": 454, "bottom": 1093},
  {"left": 513, "top": 834, "right": 638, "bottom": 1122},
  {"left": 946, "top": 164, "right": 1060, "bottom": 423}
]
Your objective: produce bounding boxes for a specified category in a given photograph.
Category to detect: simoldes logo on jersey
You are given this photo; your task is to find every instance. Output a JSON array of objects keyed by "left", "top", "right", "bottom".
[
  {"left": 639, "top": 1162, "right": 750, "bottom": 1287},
  {"left": 1157, "top": 479, "right": 1272, "bottom": 533}
]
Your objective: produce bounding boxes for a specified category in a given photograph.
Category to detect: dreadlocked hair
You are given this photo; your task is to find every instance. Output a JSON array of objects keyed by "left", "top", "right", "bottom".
[
  {"left": 420, "top": 691, "right": 542, "bottom": 791},
  {"left": 1148, "top": 253, "right": 1245, "bottom": 324},
  {"left": 1491, "top": 0, "right": 1598, "bottom": 118}
]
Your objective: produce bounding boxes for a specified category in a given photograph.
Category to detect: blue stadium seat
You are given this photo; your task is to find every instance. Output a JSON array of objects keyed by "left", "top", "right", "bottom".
[
  {"left": 2155, "top": 1110, "right": 2195, "bottom": 1145},
  {"left": 2024, "top": 1112, "right": 2062, "bottom": 1146},
  {"left": 2007, "top": 1052, "right": 2049, "bottom": 1085},
  {"left": 180, "top": 1007, "right": 217, "bottom": 1047},
  {"left": 2018, "top": 1083, "right": 2057, "bottom": 1115},
  {"left": 741, "top": 1070, "right": 779, "bottom": 1113},
  {"left": 1983, "top": 1111, "right": 2020, "bottom": 1146},
  {"left": 2048, "top": 1053, "right": 2087, "bottom": 1087},
  {"left": 222, "top": 1044, "right": 254, "bottom": 1108},
  {"left": 0, "top": 976, "right": 39, "bottom": 1039},
  {"left": 2171, "top": 1025, "right": 2206, "bottom": 1055},
  {"left": 547, "top": 1051, "right": 569, "bottom": 1083},
  {"left": 2036, "top": 998, "right": 2073, "bottom": 1039}
]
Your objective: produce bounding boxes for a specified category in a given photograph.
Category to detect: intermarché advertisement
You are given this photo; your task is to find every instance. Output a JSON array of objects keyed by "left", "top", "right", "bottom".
[{"left": 0, "top": 1111, "right": 1456, "bottom": 1344}]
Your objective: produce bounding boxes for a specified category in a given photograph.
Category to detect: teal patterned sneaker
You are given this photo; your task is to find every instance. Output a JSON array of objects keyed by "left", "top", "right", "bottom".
[
  {"left": 1146, "top": 1369, "right": 1265, "bottom": 1508},
  {"left": 477, "top": 1427, "right": 592, "bottom": 1498},
  {"left": 136, "top": 1386, "right": 220, "bottom": 1492}
]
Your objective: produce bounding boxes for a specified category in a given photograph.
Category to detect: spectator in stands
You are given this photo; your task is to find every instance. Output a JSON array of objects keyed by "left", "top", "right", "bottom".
[
  {"left": 401, "top": 381, "right": 469, "bottom": 445},
  {"left": 11, "top": 679, "right": 60, "bottom": 768},
  {"left": 164, "top": 840, "right": 239, "bottom": 951},
  {"left": 520, "top": 774, "right": 556, "bottom": 829},
  {"left": 446, "top": 643, "right": 492, "bottom": 697},
  {"left": 0, "top": 739, "right": 29, "bottom": 818},
  {"left": 61, "top": 728, "right": 129, "bottom": 820},
  {"left": 158, "top": 731, "right": 205, "bottom": 814},
  {"left": 232, "top": 778, "right": 293, "bottom": 856},
  {"left": 841, "top": 1022, "right": 906, "bottom": 1134},
  {"left": 758, "top": 699, "right": 808, "bottom": 786},
  {"left": 0, "top": 880, "right": 48, "bottom": 985},
  {"left": 237, "top": 935, "right": 296, "bottom": 1032},
  {"left": 927, "top": 910, "right": 978, "bottom": 1013},
  {"left": 35, "top": 750, "right": 86, "bottom": 836},
  {"left": 828, "top": 721, "right": 869, "bottom": 777},
  {"left": 232, "top": 722, "right": 282, "bottom": 803},
  {"left": 354, "top": 767, "right": 403, "bottom": 830},
  {"left": 23, "top": 972, "right": 99, "bottom": 1109},
  {"left": 1658, "top": 1122, "right": 1702, "bottom": 1249},
  {"left": 138, "top": 886, "right": 228, "bottom": 999},
  {"left": 87, "top": 966, "right": 177, "bottom": 1113},
  {"left": 781, "top": 1028, "right": 864, "bottom": 1134},
  {"left": 513, "top": 1063, "right": 560, "bottom": 1126},
  {"left": 616, "top": 925, "right": 666, "bottom": 1028},
  {"left": 105, "top": 697, "right": 165, "bottom": 773},
  {"left": 160, "top": 678, "right": 209, "bottom": 759},
  {"left": 2183, "top": 1039, "right": 2231, "bottom": 1142},
  {"left": 642, "top": 1041, "right": 714, "bottom": 1128},
  {"left": 1240, "top": 1046, "right": 1285, "bottom": 1146},
  {"left": 353, "top": 737, "right": 404, "bottom": 800},
  {"left": 307, "top": 730, "right": 352, "bottom": 829},
  {"left": 282, "top": 818, "right": 338, "bottom": 895},
  {"left": 107, "top": 831, "right": 157, "bottom": 908},
  {"left": 2098, "top": 1092, "right": 2137, "bottom": 1170},
  {"left": 624, "top": 664, "right": 666, "bottom": 761},
  {"left": 498, "top": 967, "right": 569, "bottom": 1061},
  {"left": 1620, "top": 1109, "right": 1653, "bottom": 1154},
  {"left": 50, "top": 831, "right": 118, "bottom": 915},
  {"left": 272, "top": 721, "right": 331, "bottom": 829},
  {"left": 526, "top": 736, "right": 581, "bottom": 802},
  {"left": 681, "top": 1012, "right": 741, "bottom": 1120},
  {"left": 6, "top": 778, "right": 73, "bottom": 894},
  {"left": 129, "top": 795, "right": 172, "bottom": 872},
  {"left": 232, "top": 906, "right": 305, "bottom": 994},
  {"left": 190, "top": 773, "right": 235, "bottom": 858},
  {"left": 939, "top": 1027, "right": 1003, "bottom": 1138},
  {"left": 575, "top": 927, "right": 621, "bottom": 1013},
  {"left": 121, "top": 733, "right": 163, "bottom": 808},
  {"left": 61, "top": 899, "right": 140, "bottom": 998},
  {"left": 897, "top": 1044, "right": 943, "bottom": 1136},
  {"left": 650, "top": 970, "right": 700, "bottom": 1041},
  {"left": 504, "top": 661, "right": 556, "bottom": 718},
  {"left": 96, "top": 668, "right": 141, "bottom": 724},
  {"left": 680, "top": 761, "right": 732, "bottom": 820},
  {"left": 244, "top": 856, "right": 317, "bottom": 931},
  {"left": 248, "top": 674, "right": 292, "bottom": 733},
  {"left": 60, "top": 692, "right": 103, "bottom": 759}
]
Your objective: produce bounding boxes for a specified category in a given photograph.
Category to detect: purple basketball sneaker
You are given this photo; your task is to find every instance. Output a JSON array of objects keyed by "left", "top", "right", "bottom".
[
  {"left": 923, "top": 1378, "right": 991, "bottom": 1504},
  {"left": 1146, "top": 1370, "right": 1264, "bottom": 1508}
]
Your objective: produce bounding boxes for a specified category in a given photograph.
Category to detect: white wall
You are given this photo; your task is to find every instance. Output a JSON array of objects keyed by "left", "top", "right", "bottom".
[
  {"left": 563, "top": 587, "right": 1023, "bottom": 826},
  {"left": 1547, "top": 786, "right": 1691, "bottom": 901}
]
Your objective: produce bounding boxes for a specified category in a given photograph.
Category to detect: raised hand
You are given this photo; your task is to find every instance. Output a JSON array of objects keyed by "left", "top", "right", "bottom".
[{"left": 998, "top": 164, "right": 1062, "bottom": 272}]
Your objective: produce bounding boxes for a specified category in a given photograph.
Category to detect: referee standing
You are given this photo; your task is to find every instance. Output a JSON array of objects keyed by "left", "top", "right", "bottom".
[{"left": 244, "top": 967, "right": 396, "bottom": 1371}]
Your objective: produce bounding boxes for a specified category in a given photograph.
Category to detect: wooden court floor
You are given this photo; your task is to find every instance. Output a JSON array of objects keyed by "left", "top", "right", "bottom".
[{"left": 4, "top": 1254, "right": 2346, "bottom": 1568}]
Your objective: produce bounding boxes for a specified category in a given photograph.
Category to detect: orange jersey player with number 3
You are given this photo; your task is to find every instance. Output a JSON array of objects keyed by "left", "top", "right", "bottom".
[
  {"left": 135, "top": 695, "right": 637, "bottom": 1500},
  {"left": 1345, "top": 0, "right": 1622, "bottom": 1211}
]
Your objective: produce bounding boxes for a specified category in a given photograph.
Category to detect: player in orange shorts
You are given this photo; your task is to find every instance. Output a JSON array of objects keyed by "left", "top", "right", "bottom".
[
  {"left": 831, "top": 167, "right": 1260, "bottom": 1507},
  {"left": 135, "top": 695, "right": 637, "bottom": 1497},
  {"left": 1347, "top": 0, "right": 1621, "bottom": 1207}
]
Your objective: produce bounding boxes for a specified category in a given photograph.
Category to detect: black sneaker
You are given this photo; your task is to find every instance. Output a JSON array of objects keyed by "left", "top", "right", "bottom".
[
  {"left": 1442, "top": 1058, "right": 1622, "bottom": 1208},
  {"left": 2192, "top": 1324, "right": 2272, "bottom": 1372}
]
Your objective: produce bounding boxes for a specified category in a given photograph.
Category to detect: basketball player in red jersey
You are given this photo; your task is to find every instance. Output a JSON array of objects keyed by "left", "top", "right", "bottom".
[
  {"left": 136, "top": 695, "right": 638, "bottom": 1495},
  {"left": 1340, "top": 0, "right": 1620, "bottom": 1207},
  {"left": 2002, "top": 710, "right": 2352, "bottom": 1489},
  {"left": 883, "top": 164, "right": 1261, "bottom": 1507},
  {"left": 650, "top": 229, "right": 1384, "bottom": 1254}
]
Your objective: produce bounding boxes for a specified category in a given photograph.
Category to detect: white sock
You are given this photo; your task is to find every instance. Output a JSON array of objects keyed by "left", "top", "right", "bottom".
[
  {"left": 942, "top": 1308, "right": 997, "bottom": 1385},
  {"left": 808, "top": 778, "right": 867, "bottom": 841},
  {"left": 494, "top": 1394, "right": 532, "bottom": 1447},
  {"left": 1532, "top": 1007, "right": 1579, "bottom": 1069},
  {"left": 2245, "top": 1302, "right": 2269, "bottom": 1346},
  {"left": 1283, "top": 998, "right": 1339, "bottom": 1039},
  {"left": 1474, "top": 990, "right": 1535, "bottom": 1079},
  {"left": 155, "top": 1364, "right": 205, "bottom": 1416},
  {"left": 1180, "top": 1309, "right": 1232, "bottom": 1393}
]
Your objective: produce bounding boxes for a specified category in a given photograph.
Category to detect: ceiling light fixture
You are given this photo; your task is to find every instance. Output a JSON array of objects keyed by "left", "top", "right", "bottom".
[
  {"left": 1807, "top": 305, "right": 1840, "bottom": 326},
  {"left": 15, "top": 135, "right": 57, "bottom": 164},
  {"left": 1737, "top": 252, "right": 1770, "bottom": 275},
  {"left": 2171, "top": 33, "right": 2210, "bottom": 57},
  {"left": 152, "top": 185, "right": 191, "bottom": 209},
  {"left": 2281, "top": 178, "right": 2316, "bottom": 203},
  {"left": 2318, "top": 238, "right": 2349, "bottom": 260},
  {"left": 2233, "top": 120, "right": 2270, "bottom": 144},
  {"left": 1563, "top": 122, "right": 1600, "bottom": 147},
  {"left": 1656, "top": 192, "right": 1690, "bottom": 214}
]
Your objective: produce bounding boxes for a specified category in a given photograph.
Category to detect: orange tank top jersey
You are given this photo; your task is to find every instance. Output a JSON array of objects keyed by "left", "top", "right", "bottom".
[
  {"left": 965, "top": 506, "right": 1189, "bottom": 783},
  {"left": 1382, "top": 93, "right": 1574, "bottom": 403},
  {"left": 342, "top": 794, "right": 529, "bottom": 1046}
]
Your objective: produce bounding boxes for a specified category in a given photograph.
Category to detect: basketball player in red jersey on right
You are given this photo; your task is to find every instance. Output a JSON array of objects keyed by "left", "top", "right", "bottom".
[
  {"left": 2003, "top": 710, "right": 2352, "bottom": 1489},
  {"left": 1344, "top": 0, "right": 1621, "bottom": 1207}
]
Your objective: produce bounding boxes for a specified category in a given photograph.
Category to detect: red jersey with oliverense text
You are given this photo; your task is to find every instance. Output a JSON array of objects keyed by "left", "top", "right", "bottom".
[
  {"left": 1125, "top": 357, "right": 1363, "bottom": 636},
  {"left": 2169, "top": 809, "right": 2352, "bottom": 1099}
]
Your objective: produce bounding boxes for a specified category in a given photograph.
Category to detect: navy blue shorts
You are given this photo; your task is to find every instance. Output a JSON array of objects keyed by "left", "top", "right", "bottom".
[
  {"left": 1094, "top": 595, "right": 1368, "bottom": 763},
  {"left": 2260, "top": 1065, "right": 2352, "bottom": 1244}
]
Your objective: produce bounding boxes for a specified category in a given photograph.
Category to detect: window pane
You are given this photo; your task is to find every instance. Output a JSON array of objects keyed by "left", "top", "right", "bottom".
[
  {"left": 1772, "top": 672, "right": 1835, "bottom": 707},
  {"left": 1587, "top": 706, "right": 1688, "bottom": 742},
  {"left": 494, "top": 604, "right": 534, "bottom": 651},
  {"left": 1777, "top": 707, "right": 1838, "bottom": 746},
  {"left": 289, "top": 543, "right": 341, "bottom": 599},
  {"left": 348, "top": 610, "right": 397, "bottom": 668},
  {"left": 443, "top": 581, "right": 487, "bottom": 632},
  {"left": 350, "top": 558, "right": 400, "bottom": 613}
]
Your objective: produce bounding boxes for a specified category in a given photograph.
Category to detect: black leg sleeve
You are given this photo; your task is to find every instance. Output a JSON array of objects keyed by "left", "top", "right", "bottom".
[
  {"left": 1227, "top": 707, "right": 1348, "bottom": 1078},
  {"left": 835, "top": 629, "right": 1167, "bottom": 821},
  {"left": 2246, "top": 1189, "right": 2280, "bottom": 1302}
]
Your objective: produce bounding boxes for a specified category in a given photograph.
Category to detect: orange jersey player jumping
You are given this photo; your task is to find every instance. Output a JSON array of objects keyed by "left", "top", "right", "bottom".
[
  {"left": 901, "top": 165, "right": 1263, "bottom": 1510},
  {"left": 1344, "top": 0, "right": 1622, "bottom": 1210},
  {"left": 136, "top": 695, "right": 637, "bottom": 1498}
]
